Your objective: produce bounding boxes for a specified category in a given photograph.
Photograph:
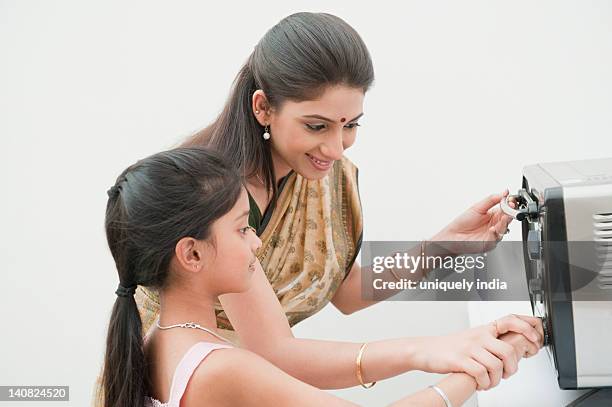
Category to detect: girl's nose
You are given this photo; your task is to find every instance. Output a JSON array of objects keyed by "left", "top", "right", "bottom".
[{"left": 251, "top": 233, "right": 262, "bottom": 251}]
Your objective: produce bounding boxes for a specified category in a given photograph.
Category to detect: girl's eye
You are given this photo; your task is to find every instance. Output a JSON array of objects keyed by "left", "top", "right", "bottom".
[
  {"left": 305, "top": 123, "right": 326, "bottom": 132},
  {"left": 345, "top": 122, "right": 361, "bottom": 129},
  {"left": 240, "top": 226, "right": 256, "bottom": 235}
]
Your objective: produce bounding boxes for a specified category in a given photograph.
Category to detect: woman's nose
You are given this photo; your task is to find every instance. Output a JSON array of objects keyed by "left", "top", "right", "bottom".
[{"left": 320, "top": 131, "right": 344, "bottom": 161}]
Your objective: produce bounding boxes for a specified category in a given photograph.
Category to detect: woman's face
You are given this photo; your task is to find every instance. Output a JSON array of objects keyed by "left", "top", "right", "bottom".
[
  {"left": 200, "top": 188, "right": 261, "bottom": 294},
  {"left": 260, "top": 85, "right": 365, "bottom": 180}
]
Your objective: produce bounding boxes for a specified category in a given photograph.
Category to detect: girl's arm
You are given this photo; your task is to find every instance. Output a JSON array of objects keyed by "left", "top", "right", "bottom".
[
  {"left": 219, "top": 261, "right": 542, "bottom": 390},
  {"left": 219, "top": 260, "right": 420, "bottom": 389},
  {"left": 391, "top": 372, "right": 478, "bottom": 407},
  {"left": 389, "top": 331, "right": 541, "bottom": 406},
  {"left": 186, "top": 330, "right": 540, "bottom": 407}
]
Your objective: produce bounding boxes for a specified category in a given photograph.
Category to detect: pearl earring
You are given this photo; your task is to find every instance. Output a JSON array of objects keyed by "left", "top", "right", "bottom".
[
  {"left": 263, "top": 125, "right": 270, "bottom": 140},
  {"left": 255, "top": 110, "right": 260, "bottom": 114}
]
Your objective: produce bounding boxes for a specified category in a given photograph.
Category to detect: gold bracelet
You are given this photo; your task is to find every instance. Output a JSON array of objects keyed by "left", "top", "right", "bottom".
[
  {"left": 356, "top": 343, "right": 376, "bottom": 389},
  {"left": 389, "top": 242, "right": 426, "bottom": 282},
  {"left": 390, "top": 242, "right": 426, "bottom": 282}
]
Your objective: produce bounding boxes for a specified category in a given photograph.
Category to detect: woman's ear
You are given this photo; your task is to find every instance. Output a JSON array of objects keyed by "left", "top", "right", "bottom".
[
  {"left": 175, "top": 237, "right": 204, "bottom": 273},
  {"left": 252, "top": 90, "right": 272, "bottom": 126}
]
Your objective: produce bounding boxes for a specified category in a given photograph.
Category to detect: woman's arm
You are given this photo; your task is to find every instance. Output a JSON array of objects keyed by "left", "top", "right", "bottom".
[
  {"left": 219, "top": 261, "right": 542, "bottom": 390},
  {"left": 332, "top": 260, "right": 396, "bottom": 315},
  {"left": 332, "top": 240, "right": 462, "bottom": 315},
  {"left": 333, "top": 191, "right": 516, "bottom": 315}
]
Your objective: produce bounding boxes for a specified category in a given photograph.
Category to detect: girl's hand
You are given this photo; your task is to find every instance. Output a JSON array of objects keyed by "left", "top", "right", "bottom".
[
  {"left": 499, "top": 331, "right": 541, "bottom": 360},
  {"left": 499, "top": 314, "right": 544, "bottom": 359},
  {"left": 430, "top": 189, "right": 516, "bottom": 254},
  {"left": 411, "top": 314, "right": 543, "bottom": 391}
]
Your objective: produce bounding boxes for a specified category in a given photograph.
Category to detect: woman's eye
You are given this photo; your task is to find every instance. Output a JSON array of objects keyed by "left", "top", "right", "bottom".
[
  {"left": 305, "top": 123, "right": 326, "bottom": 132},
  {"left": 305, "top": 122, "right": 361, "bottom": 132}
]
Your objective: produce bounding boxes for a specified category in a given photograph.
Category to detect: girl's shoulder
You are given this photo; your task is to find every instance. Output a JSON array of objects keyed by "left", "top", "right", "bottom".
[
  {"left": 180, "top": 346, "right": 268, "bottom": 406},
  {"left": 145, "top": 340, "right": 234, "bottom": 407}
]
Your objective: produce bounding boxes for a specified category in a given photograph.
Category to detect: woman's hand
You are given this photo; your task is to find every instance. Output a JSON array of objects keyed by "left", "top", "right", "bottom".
[
  {"left": 411, "top": 314, "right": 543, "bottom": 390},
  {"left": 430, "top": 189, "right": 516, "bottom": 253}
]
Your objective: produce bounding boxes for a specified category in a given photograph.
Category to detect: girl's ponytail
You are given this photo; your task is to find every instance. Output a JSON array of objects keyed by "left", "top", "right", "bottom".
[{"left": 102, "top": 291, "right": 146, "bottom": 407}]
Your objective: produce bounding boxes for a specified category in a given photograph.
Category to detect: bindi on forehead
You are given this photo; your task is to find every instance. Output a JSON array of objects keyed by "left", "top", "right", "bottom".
[{"left": 301, "top": 112, "right": 364, "bottom": 124}]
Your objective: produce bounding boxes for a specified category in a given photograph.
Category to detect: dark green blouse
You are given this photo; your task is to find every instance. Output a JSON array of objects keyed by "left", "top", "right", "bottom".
[{"left": 247, "top": 171, "right": 293, "bottom": 235}]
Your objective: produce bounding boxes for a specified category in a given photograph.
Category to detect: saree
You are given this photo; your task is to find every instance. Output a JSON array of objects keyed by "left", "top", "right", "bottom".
[{"left": 91, "top": 156, "right": 362, "bottom": 406}]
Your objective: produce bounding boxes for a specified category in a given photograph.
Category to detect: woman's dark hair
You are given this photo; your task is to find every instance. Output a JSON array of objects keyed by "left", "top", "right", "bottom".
[
  {"left": 182, "top": 12, "right": 374, "bottom": 202},
  {"left": 101, "top": 147, "right": 242, "bottom": 407}
]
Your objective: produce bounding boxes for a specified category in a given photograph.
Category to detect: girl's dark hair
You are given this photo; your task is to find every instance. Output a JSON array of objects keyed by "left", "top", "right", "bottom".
[
  {"left": 101, "top": 147, "right": 242, "bottom": 407},
  {"left": 182, "top": 12, "right": 374, "bottom": 202}
]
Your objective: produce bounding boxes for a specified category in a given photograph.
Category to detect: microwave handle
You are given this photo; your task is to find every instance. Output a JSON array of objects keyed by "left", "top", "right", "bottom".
[{"left": 500, "top": 194, "right": 526, "bottom": 220}]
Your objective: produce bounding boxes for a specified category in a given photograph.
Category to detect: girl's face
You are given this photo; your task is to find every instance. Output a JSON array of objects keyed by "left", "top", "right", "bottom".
[
  {"left": 201, "top": 187, "right": 261, "bottom": 294},
  {"left": 264, "top": 85, "right": 365, "bottom": 180}
]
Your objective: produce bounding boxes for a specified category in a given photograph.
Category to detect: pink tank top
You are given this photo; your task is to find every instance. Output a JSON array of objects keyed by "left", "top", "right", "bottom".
[{"left": 144, "top": 341, "right": 233, "bottom": 407}]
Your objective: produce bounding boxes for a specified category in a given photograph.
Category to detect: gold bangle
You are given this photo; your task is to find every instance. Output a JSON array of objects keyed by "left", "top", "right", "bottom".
[{"left": 356, "top": 343, "right": 376, "bottom": 389}]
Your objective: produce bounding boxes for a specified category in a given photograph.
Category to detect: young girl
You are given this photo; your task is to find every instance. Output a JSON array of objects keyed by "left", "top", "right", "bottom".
[{"left": 102, "top": 147, "right": 541, "bottom": 407}]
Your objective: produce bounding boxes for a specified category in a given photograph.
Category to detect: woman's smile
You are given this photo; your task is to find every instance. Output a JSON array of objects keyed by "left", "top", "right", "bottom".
[{"left": 306, "top": 153, "right": 333, "bottom": 171}]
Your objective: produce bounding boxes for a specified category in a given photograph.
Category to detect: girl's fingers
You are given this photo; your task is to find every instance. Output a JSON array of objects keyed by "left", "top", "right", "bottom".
[
  {"left": 513, "top": 315, "right": 545, "bottom": 347},
  {"left": 485, "top": 337, "right": 519, "bottom": 379},
  {"left": 471, "top": 348, "right": 503, "bottom": 389},
  {"left": 463, "top": 358, "right": 491, "bottom": 390},
  {"left": 503, "top": 333, "right": 540, "bottom": 360},
  {"left": 522, "top": 338, "right": 540, "bottom": 358},
  {"left": 496, "top": 314, "right": 542, "bottom": 345}
]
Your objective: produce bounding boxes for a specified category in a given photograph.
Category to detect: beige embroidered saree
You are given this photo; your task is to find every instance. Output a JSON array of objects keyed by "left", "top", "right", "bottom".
[{"left": 92, "top": 156, "right": 362, "bottom": 406}]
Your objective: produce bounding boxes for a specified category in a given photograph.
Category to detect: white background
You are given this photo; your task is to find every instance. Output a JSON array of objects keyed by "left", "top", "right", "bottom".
[{"left": 1, "top": 1, "right": 611, "bottom": 406}]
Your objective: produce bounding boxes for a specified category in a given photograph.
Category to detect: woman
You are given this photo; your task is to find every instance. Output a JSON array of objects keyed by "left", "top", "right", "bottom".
[
  {"left": 94, "top": 11, "right": 543, "bottom": 405},
  {"left": 101, "top": 147, "right": 541, "bottom": 407}
]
